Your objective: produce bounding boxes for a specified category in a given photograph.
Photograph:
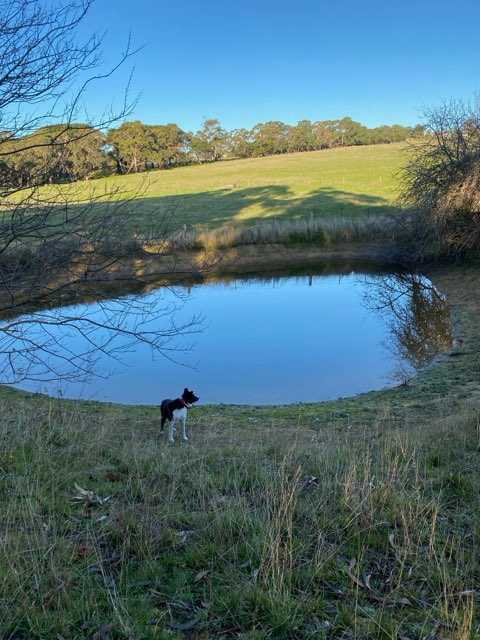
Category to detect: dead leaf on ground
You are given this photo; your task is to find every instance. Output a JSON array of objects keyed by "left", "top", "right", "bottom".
[
  {"left": 105, "top": 472, "right": 123, "bottom": 482},
  {"left": 347, "top": 558, "right": 365, "bottom": 589},
  {"left": 72, "top": 484, "right": 112, "bottom": 506},
  {"left": 177, "top": 529, "right": 194, "bottom": 544},
  {"left": 194, "top": 569, "right": 210, "bottom": 583},
  {"left": 301, "top": 475, "right": 319, "bottom": 491}
]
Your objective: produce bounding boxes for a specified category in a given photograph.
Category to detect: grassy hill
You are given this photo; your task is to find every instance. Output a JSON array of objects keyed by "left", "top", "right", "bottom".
[{"left": 59, "top": 143, "right": 407, "bottom": 237}]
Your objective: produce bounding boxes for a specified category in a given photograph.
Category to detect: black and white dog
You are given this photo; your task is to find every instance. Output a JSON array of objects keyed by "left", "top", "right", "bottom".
[{"left": 161, "top": 388, "right": 199, "bottom": 443}]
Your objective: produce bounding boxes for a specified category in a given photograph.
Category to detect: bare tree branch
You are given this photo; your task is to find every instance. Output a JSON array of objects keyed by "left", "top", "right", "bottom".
[
  {"left": 0, "top": 0, "right": 202, "bottom": 386},
  {"left": 400, "top": 99, "right": 480, "bottom": 256}
]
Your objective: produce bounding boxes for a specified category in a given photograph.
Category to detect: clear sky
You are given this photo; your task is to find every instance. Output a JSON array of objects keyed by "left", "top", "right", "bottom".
[{"left": 77, "top": 0, "right": 480, "bottom": 132}]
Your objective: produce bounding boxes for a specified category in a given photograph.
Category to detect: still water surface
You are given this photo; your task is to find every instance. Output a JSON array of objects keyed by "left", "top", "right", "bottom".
[{"left": 12, "top": 270, "right": 452, "bottom": 404}]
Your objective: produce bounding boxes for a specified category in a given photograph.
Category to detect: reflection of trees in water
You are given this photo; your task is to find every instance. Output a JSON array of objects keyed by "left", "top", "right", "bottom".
[{"left": 364, "top": 272, "right": 453, "bottom": 376}]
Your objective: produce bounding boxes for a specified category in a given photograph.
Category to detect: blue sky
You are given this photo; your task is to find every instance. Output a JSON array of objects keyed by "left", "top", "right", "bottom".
[{"left": 77, "top": 0, "right": 480, "bottom": 132}]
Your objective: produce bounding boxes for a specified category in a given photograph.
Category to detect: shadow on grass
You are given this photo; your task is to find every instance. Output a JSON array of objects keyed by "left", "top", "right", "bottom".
[{"left": 79, "top": 184, "right": 400, "bottom": 235}]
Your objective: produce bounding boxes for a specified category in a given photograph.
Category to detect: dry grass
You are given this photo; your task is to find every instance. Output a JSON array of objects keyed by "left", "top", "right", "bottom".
[
  {"left": 141, "top": 214, "right": 400, "bottom": 254},
  {"left": 0, "top": 392, "right": 479, "bottom": 639}
]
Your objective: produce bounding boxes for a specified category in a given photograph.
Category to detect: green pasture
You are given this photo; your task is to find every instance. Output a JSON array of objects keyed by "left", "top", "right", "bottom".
[{"left": 56, "top": 143, "right": 407, "bottom": 235}]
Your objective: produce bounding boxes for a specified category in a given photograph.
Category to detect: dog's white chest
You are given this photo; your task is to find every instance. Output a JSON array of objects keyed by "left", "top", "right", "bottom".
[{"left": 172, "top": 407, "right": 187, "bottom": 420}]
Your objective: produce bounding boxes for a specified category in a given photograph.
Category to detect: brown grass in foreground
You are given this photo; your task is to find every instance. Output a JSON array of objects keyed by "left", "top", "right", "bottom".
[{"left": 0, "top": 393, "right": 478, "bottom": 639}]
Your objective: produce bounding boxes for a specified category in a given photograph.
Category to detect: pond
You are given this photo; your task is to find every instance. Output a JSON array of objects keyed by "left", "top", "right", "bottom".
[{"left": 7, "top": 267, "right": 453, "bottom": 405}]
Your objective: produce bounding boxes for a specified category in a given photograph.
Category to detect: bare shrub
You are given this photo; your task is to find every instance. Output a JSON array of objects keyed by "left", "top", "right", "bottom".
[{"left": 401, "top": 99, "right": 480, "bottom": 256}]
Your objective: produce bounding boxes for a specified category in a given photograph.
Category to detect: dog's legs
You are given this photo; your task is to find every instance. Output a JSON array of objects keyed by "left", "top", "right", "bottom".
[{"left": 182, "top": 416, "right": 188, "bottom": 441}]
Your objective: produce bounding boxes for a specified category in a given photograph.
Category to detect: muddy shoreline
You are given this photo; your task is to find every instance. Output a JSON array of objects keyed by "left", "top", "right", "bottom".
[{"left": 106, "top": 241, "right": 405, "bottom": 284}]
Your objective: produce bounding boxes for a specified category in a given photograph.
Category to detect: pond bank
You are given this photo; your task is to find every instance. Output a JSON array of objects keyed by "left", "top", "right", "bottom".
[
  {"left": 102, "top": 240, "right": 405, "bottom": 286},
  {"left": 0, "top": 239, "right": 407, "bottom": 314}
]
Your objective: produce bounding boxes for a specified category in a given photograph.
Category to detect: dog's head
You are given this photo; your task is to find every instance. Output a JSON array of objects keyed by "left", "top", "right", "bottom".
[{"left": 182, "top": 388, "right": 199, "bottom": 407}]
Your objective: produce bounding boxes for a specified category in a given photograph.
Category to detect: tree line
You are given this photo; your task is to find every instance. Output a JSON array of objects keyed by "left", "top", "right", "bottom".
[{"left": 0, "top": 116, "right": 424, "bottom": 187}]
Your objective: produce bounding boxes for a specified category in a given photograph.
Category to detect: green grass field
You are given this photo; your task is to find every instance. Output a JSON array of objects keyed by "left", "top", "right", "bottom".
[{"left": 61, "top": 143, "right": 407, "bottom": 236}]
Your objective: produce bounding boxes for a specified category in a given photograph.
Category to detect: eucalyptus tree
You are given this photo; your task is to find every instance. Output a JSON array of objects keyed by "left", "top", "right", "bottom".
[
  {"left": 287, "top": 120, "right": 317, "bottom": 152},
  {"left": 190, "top": 118, "right": 227, "bottom": 162},
  {"left": 107, "top": 120, "right": 156, "bottom": 173},
  {"left": 251, "top": 121, "right": 290, "bottom": 156},
  {"left": 229, "top": 128, "right": 254, "bottom": 158},
  {"left": 150, "top": 123, "right": 189, "bottom": 168}
]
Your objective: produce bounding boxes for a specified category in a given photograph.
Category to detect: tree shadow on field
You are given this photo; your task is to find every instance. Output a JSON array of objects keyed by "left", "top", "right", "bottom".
[{"left": 76, "top": 184, "right": 400, "bottom": 236}]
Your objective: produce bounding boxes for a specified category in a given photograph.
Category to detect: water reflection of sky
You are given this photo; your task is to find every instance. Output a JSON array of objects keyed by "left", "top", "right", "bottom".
[{"left": 10, "top": 272, "right": 450, "bottom": 405}]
